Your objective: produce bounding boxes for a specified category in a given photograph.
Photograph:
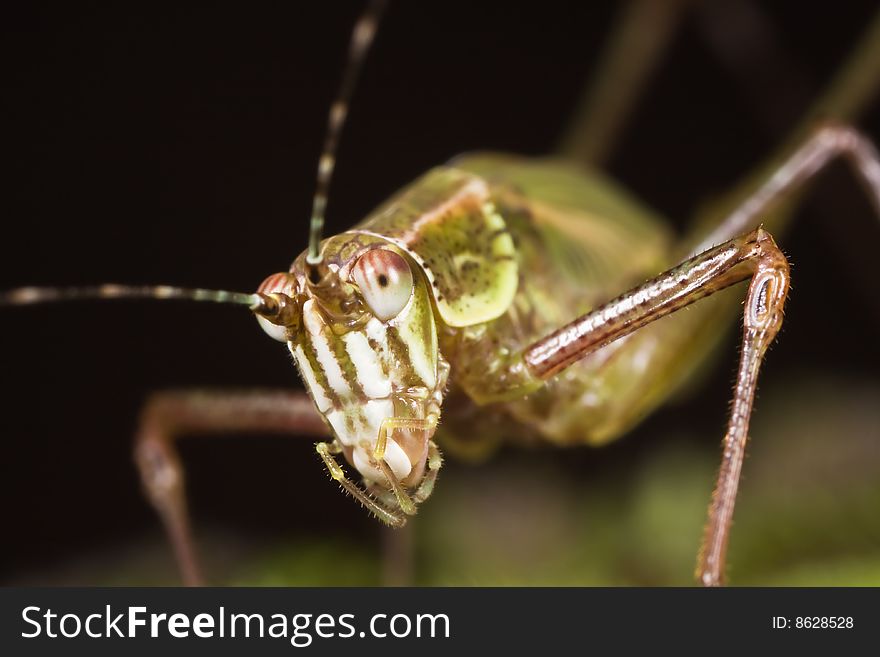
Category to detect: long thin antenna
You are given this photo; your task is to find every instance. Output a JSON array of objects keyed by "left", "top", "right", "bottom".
[
  {"left": 0, "top": 284, "right": 298, "bottom": 327},
  {"left": 1, "top": 284, "right": 260, "bottom": 308},
  {"left": 307, "top": 0, "right": 389, "bottom": 265}
]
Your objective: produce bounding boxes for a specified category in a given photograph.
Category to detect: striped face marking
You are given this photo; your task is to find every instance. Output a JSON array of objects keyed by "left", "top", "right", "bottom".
[
  {"left": 343, "top": 330, "right": 392, "bottom": 398},
  {"left": 287, "top": 252, "right": 443, "bottom": 488},
  {"left": 293, "top": 345, "right": 332, "bottom": 413},
  {"left": 302, "top": 299, "right": 352, "bottom": 400},
  {"left": 395, "top": 313, "right": 437, "bottom": 390}
]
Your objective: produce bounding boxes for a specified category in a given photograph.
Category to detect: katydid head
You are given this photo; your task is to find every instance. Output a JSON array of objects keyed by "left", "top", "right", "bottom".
[
  {"left": 252, "top": 0, "right": 447, "bottom": 509},
  {"left": 255, "top": 234, "right": 446, "bottom": 493},
  {"left": 1, "top": 0, "right": 421, "bottom": 526}
]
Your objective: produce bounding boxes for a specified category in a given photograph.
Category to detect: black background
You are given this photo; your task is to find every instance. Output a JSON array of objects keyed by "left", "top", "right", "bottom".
[{"left": 1, "top": 1, "right": 879, "bottom": 581}]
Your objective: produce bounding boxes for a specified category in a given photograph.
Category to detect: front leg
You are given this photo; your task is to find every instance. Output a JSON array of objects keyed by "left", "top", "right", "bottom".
[
  {"left": 523, "top": 228, "right": 790, "bottom": 586},
  {"left": 133, "top": 389, "right": 327, "bottom": 586}
]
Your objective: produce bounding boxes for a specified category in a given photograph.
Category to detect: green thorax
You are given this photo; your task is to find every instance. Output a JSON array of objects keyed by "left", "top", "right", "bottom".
[
  {"left": 454, "top": 152, "right": 674, "bottom": 324},
  {"left": 350, "top": 154, "right": 671, "bottom": 386},
  {"left": 339, "top": 155, "right": 677, "bottom": 449}
]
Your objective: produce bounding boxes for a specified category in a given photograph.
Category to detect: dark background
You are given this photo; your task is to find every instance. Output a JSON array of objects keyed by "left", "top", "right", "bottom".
[{"left": 1, "top": 1, "right": 879, "bottom": 582}]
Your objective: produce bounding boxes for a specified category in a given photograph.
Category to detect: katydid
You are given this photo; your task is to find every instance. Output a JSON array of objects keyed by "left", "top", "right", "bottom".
[{"left": 2, "top": 2, "right": 880, "bottom": 587}]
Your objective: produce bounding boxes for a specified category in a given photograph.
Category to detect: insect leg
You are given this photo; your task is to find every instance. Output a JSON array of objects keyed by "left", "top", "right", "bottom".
[
  {"left": 691, "top": 122, "right": 880, "bottom": 253},
  {"left": 523, "top": 228, "right": 790, "bottom": 585},
  {"left": 413, "top": 441, "right": 443, "bottom": 505},
  {"left": 315, "top": 442, "right": 405, "bottom": 527},
  {"left": 134, "top": 389, "right": 327, "bottom": 586},
  {"left": 375, "top": 461, "right": 417, "bottom": 516}
]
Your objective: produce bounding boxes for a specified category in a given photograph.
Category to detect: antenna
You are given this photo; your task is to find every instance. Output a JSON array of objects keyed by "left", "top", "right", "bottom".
[
  {"left": 1, "top": 6, "right": 390, "bottom": 321},
  {"left": 306, "top": 0, "right": 389, "bottom": 266},
  {"left": 0, "top": 284, "right": 259, "bottom": 307},
  {"left": 1, "top": 284, "right": 299, "bottom": 327}
]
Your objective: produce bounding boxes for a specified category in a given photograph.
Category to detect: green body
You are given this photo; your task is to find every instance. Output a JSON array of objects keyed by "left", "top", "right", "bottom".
[
  {"left": 274, "top": 7, "right": 880, "bottom": 519},
  {"left": 345, "top": 154, "right": 738, "bottom": 459}
]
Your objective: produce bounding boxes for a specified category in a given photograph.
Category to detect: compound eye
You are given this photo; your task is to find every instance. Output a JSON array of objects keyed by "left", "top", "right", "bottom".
[
  {"left": 256, "top": 272, "right": 297, "bottom": 342},
  {"left": 351, "top": 249, "right": 413, "bottom": 321}
]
